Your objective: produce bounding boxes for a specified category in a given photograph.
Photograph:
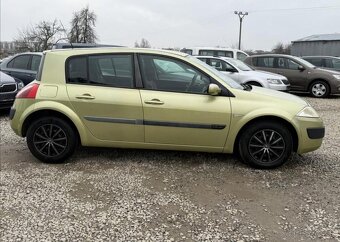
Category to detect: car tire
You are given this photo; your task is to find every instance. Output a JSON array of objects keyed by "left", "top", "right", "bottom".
[
  {"left": 309, "top": 80, "right": 330, "bottom": 98},
  {"left": 238, "top": 121, "right": 293, "bottom": 169},
  {"left": 26, "top": 117, "right": 78, "bottom": 163}
]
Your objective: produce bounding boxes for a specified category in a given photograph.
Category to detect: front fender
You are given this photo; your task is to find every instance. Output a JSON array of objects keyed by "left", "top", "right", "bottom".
[{"left": 223, "top": 108, "right": 299, "bottom": 153}]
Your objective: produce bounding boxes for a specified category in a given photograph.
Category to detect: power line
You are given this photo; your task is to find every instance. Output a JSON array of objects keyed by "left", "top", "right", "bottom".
[{"left": 249, "top": 5, "right": 340, "bottom": 13}]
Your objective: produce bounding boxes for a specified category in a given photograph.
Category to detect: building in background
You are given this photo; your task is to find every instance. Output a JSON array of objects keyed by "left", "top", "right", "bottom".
[
  {"left": 291, "top": 34, "right": 340, "bottom": 57},
  {"left": 0, "top": 41, "right": 17, "bottom": 58}
]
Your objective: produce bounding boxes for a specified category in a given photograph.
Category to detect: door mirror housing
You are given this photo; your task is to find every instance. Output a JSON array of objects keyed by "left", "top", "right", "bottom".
[
  {"left": 208, "top": 83, "right": 221, "bottom": 96},
  {"left": 298, "top": 65, "right": 305, "bottom": 71}
]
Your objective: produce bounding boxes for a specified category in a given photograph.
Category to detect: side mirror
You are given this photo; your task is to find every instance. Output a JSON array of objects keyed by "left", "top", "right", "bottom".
[
  {"left": 298, "top": 65, "right": 305, "bottom": 71},
  {"left": 226, "top": 68, "right": 237, "bottom": 73},
  {"left": 208, "top": 83, "right": 221, "bottom": 96}
]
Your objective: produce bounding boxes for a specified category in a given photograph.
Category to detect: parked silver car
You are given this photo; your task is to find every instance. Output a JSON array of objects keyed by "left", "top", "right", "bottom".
[
  {"left": 0, "top": 71, "right": 24, "bottom": 109},
  {"left": 197, "top": 56, "right": 290, "bottom": 91}
]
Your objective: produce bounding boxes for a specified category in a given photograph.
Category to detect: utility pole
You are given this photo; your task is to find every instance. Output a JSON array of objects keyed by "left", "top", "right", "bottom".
[{"left": 234, "top": 11, "right": 248, "bottom": 50}]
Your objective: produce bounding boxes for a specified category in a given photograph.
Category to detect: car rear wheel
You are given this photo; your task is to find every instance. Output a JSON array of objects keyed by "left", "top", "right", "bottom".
[
  {"left": 310, "top": 81, "right": 330, "bottom": 98},
  {"left": 238, "top": 121, "right": 293, "bottom": 169},
  {"left": 26, "top": 117, "right": 77, "bottom": 163}
]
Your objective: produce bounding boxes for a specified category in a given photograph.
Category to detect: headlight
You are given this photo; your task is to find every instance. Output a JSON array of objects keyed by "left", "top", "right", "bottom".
[
  {"left": 333, "top": 74, "right": 340, "bottom": 80},
  {"left": 297, "top": 106, "right": 320, "bottom": 118},
  {"left": 267, "top": 78, "right": 282, "bottom": 84},
  {"left": 17, "top": 81, "right": 25, "bottom": 90}
]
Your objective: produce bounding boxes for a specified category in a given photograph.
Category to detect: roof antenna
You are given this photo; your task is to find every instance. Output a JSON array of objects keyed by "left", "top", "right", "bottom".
[{"left": 59, "top": 20, "right": 74, "bottom": 49}]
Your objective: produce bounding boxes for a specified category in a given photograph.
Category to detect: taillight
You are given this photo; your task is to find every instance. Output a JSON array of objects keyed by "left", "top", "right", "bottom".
[{"left": 16, "top": 83, "right": 40, "bottom": 99}]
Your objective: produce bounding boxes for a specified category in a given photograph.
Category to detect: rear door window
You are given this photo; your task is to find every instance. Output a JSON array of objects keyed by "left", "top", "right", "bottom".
[{"left": 67, "top": 54, "right": 134, "bottom": 88}]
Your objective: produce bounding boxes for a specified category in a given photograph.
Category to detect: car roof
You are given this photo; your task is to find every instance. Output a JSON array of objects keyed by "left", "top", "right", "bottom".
[
  {"left": 247, "top": 54, "right": 294, "bottom": 58},
  {"left": 196, "top": 56, "right": 235, "bottom": 61},
  {"left": 302, "top": 56, "right": 340, "bottom": 59},
  {"left": 47, "top": 47, "right": 189, "bottom": 58}
]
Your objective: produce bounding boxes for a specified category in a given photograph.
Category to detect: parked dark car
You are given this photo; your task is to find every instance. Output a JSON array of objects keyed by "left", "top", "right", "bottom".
[
  {"left": 0, "top": 71, "right": 24, "bottom": 109},
  {"left": 302, "top": 56, "right": 340, "bottom": 72},
  {"left": 0, "top": 52, "right": 42, "bottom": 86},
  {"left": 244, "top": 54, "right": 340, "bottom": 98}
]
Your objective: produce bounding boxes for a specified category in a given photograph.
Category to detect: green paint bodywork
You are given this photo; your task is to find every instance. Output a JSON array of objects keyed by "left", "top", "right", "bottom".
[{"left": 10, "top": 48, "right": 324, "bottom": 155}]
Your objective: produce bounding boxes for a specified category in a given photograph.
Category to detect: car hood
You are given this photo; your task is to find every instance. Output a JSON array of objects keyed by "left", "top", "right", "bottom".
[
  {"left": 232, "top": 85, "right": 307, "bottom": 107},
  {"left": 0, "top": 71, "right": 16, "bottom": 84},
  {"left": 250, "top": 70, "right": 287, "bottom": 79}
]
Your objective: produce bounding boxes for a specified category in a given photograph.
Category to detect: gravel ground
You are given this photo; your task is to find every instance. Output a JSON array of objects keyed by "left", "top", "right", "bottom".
[{"left": 1, "top": 94, "right": 339, "bottom": 241}]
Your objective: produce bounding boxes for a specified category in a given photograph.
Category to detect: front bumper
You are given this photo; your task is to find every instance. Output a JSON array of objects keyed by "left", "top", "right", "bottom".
[
  {"left": 294, "top": 116, "right": 324, "bottom": 154},
  {"left": 268, "top": 84, "right": 290, "bottom": 92}
]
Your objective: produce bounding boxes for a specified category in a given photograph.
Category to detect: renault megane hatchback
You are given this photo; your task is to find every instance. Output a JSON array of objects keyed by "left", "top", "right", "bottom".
[{"left": 10, "top": 48, "right": 325, "bottom": 168}]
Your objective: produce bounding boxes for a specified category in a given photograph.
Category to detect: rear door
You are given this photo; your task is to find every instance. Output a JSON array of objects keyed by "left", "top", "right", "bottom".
[
  {"left": 66, "top": 54, "right": 144, "bottom": 142},
  {"left": 138, "top": 54, "right": 231, "bottom": 149}
]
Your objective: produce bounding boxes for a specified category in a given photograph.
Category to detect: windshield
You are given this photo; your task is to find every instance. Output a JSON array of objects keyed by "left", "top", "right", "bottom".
[
  {"left": 292, "top": 56, "right": 316, "bottom": 68},
  {"left": 225, "top": 58, "right": 253, "bottom": 71},
  {"left": 189, "top": 56, "right": 243, "bottom": 89}
]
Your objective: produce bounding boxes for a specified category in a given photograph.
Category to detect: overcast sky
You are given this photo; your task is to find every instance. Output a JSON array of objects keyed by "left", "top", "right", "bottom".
[{"left": 1, "top": 0, "right": 340, "bottom": 50}]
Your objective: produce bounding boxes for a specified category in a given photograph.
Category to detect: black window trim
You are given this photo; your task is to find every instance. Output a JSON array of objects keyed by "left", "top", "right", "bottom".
[
  {"left": 136, "top": 53, "right": 234, "bottom": 97},
  {"left": 65, "top": 52, "right": 137, "bottom": 89},
  {"left": 7, "top": 54, "right": 32, "bottom": 70}
]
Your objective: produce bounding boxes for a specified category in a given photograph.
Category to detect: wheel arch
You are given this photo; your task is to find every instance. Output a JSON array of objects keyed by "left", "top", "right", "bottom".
[
  {"left": 245, "top": 80, "right": 264, "bottom": 87},
  {"left": 232, "top": 115, "right": 299, "bottom": 154},
  {"left": 22, "top": 110, "right": 80, "bottom": 142},
  {"left": 308, "top": 78, "right": 330, "bottom": 90}
]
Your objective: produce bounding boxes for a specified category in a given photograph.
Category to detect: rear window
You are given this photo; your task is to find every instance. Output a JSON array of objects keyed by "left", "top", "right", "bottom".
[
  {"left": 198, "top": 50, "right": 233, "bottom": 58},
  {"left": 66, "top": 54, "right": 134, "bottom": 88},
  {"left": 181, "top": 49, "right": 193, "bottom": 55}
]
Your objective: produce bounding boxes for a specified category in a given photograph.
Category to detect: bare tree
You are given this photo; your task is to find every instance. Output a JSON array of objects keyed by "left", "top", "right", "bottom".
[
  {"left": 15, "top": 20, "right": 63, "bottom": 52},
  {"left": 272, "top": 42, "right": 291, "bottom": 55},
  {"left": 134, "top": 38, "right": 151, "bottom": 48},
  {"left": 69, "top": 6, "right": 98, "bottom": 43}
]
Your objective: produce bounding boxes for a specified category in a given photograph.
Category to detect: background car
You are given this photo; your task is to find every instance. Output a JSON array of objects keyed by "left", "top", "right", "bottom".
[
  {"left": 0, "top": 71, "right": 24, "bottom": 109},
  {"left": 0, "top": 52, "right": 42, "bottom": 86},
  {"left": 10, "top": 48, "right": 324, "bottom": 169},
  {"left": 180, "top": 47, "right": 249, "bottom": 61},
  {"left": 197, "top": 56, "right": 290, "bottom": 91},
  {"left": 244, "top": 54, "right": 340, "bottom": 98},
  {"left": 302, "top": 56, "right": 340, "bottom": 72}
]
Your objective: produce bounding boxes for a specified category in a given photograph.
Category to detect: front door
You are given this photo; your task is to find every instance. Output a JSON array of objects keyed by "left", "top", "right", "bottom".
[
  {"left": 274, "top": 57, "right": 308, "bottom": 91},
  {"left": 66, "top": 54, "right": 144, "bottom": 142},
  {"left": 138, "top": 54, "right": 231, "bottom": 148}
]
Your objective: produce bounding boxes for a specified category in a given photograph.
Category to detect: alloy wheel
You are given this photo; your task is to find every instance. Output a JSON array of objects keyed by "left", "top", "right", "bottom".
[
  {"left": 33, "top": 124, "right": 68, "bottom": 157},
  {"left": 248, "top": 129, "right": 285, "bottom": 163}
]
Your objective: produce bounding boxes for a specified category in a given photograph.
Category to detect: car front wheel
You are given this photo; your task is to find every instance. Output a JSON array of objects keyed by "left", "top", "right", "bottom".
[
  {"left": 26, "top": 117, "right": 77, "bottom": 163},
  {"left": 238, "top": 121, "right": 293, "bottom": 169},
  {"left": 310, "top": 81, "right": 330, "bottom": 98}
]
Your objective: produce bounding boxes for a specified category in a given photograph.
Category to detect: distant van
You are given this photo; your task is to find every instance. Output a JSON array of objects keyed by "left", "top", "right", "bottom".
[{"left": 180, "top": 47, "right": 249, "bottom": 61}]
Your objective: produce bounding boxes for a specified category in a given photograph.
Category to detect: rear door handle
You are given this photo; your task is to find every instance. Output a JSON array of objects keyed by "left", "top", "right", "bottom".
[
  {"left": 144, "top": 99, "right": 164, "bottom": 105},
  {"left": 76, "top": 94, "right": 95, "bottom": 100}
]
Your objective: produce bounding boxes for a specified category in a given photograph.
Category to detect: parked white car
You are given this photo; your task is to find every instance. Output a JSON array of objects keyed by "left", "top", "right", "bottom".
[
  {"left": 180, "top": 47, "right": 249, "bottom": 61},
  {"left": 197, "top": 56, "right": 290, "bottom": 91}
]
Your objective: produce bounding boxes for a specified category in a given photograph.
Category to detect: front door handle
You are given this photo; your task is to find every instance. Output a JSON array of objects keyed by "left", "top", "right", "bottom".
[
  {"left": 76, "top": 93, "right": 95, "bottom": 100},
  {"left": 144, "top": 99, "right": 164, "bottom": 105}
]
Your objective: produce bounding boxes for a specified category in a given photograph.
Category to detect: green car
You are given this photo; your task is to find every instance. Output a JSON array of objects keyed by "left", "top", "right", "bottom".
[{"left": 10, "top": 48, "right": 325, "bottom": 168}]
